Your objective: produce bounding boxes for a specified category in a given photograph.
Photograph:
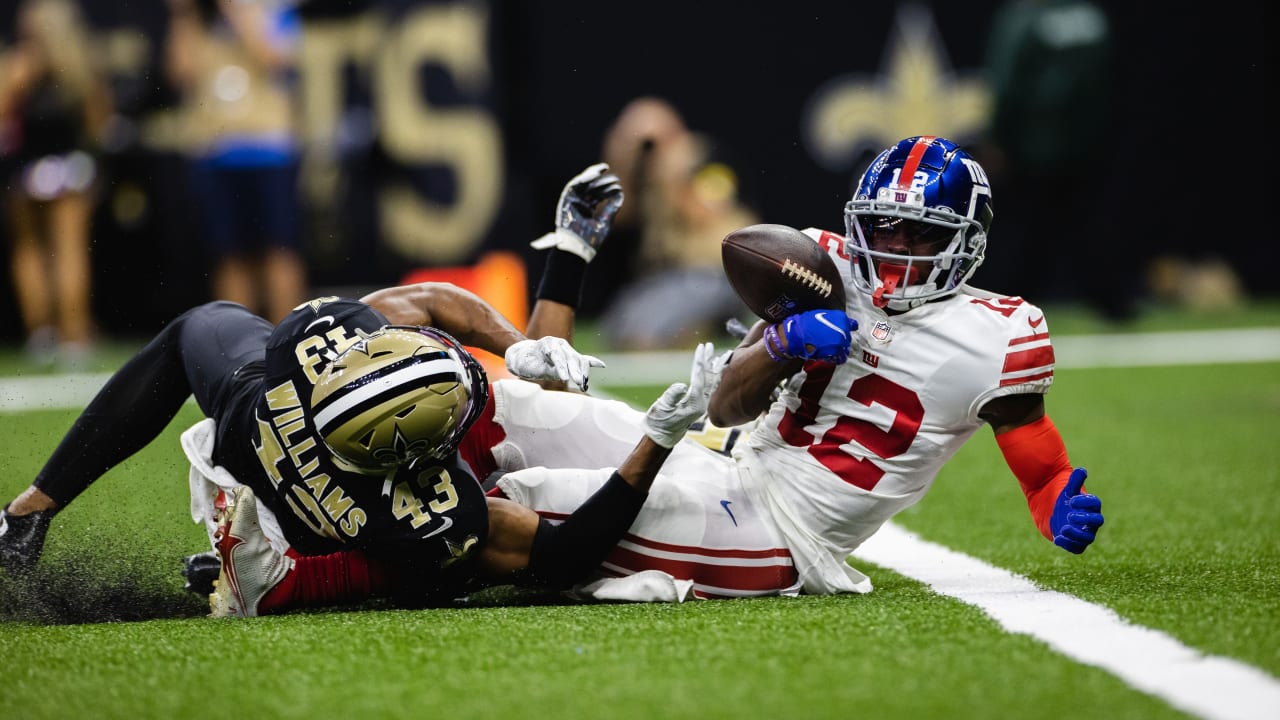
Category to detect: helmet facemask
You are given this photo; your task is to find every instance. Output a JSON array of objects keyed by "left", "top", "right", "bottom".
[{"left": 845, "top": 196, "right": 987, "bottom": 311}]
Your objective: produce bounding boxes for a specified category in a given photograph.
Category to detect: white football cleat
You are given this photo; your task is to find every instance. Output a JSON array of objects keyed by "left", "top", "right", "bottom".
[{"left": 209, "top": 486, "right": 294, "bottom": 618}]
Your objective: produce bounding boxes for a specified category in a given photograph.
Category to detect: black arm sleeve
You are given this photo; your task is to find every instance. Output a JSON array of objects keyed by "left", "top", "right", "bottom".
[{"left": 520, "top": 471, "right": 645, "bottom": 589}]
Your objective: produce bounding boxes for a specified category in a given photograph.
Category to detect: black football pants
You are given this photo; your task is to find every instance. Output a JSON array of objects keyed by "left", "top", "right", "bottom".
[{"left": 33, "top": 302, "right": 271, "bottom": 508}]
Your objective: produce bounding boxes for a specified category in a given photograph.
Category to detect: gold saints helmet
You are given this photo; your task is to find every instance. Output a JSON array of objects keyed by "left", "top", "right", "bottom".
[{"left": 310, "top": 326, "right": 489, "bottom": 470}]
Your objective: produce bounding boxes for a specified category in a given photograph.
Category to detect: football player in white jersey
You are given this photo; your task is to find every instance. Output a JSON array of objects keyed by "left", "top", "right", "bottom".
[
  {"left": 474, "top": 136, "right": 1103, "bottom": 601},
  {"left": 170, "top": 136, "right": 1104, "bottom": 609}
]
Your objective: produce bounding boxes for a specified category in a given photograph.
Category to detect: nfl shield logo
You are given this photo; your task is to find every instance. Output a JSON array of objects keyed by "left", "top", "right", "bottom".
[{"left": 872, "top": 320, "right": 892, "bottom": 341}]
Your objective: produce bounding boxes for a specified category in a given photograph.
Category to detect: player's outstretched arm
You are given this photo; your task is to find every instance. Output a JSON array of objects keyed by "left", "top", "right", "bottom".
[
  {"left": 986, "top": 395, "right": 1104, "bottom": 554},
  {"left": 477, "top": 433, "right": 671, "bottom": 584},
  {"left": 362, "top": 282, "right": 524, "bottom": 354},
  {"left": 374, "top": 163, "right": 621, "bottom": 392},
  {"left": 709, "top": 321, "right": 800, "bottom": 426},
  {"left": 362, "top": 282, "right": 603, "bottom": 391},
  {"left": 478, "top": 343, "right": 722, "bottom": 586},
  {"left": 523, "top": 163, "right": 625, "bottom": 344}
]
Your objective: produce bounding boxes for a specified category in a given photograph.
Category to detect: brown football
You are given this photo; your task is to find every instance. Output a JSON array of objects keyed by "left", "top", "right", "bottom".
[{"left": 721, "top": 224, "right": 846, "bottom": 322}]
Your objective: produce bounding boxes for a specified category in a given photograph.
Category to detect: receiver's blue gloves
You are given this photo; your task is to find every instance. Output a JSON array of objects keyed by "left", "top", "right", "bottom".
[
  {"left": 1049, "top": 468, "right": 1104, "bottom": 554},
  {"left": 771, "top": 309, "right": 858, "bottom": 364}
]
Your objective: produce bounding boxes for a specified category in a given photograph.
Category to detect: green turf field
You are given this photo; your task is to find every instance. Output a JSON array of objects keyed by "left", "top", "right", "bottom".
[{"left": 1, "top": 303, "right": 1278, "bottom": 720}]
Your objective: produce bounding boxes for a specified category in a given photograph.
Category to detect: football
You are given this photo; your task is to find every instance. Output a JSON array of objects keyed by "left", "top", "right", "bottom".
[{"left": 721, "top": 223, "right": 846, "bottom": 323}]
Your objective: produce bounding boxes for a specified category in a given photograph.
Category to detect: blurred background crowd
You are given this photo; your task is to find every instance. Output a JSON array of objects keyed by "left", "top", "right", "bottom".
[{"left": 0, "top": 0, "right": 1268, "bottom": 367}]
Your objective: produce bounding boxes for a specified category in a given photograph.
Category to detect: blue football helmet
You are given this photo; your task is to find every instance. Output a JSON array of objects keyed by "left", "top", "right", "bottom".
[{"left": 844, "top": 136, "right": 993, "bottom": 311}]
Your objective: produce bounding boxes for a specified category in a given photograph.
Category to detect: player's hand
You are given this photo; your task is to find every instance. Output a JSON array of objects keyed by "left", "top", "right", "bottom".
[
  {"left": 773, "top": 309, "right": 858, "bottom": 363},
  {"left": 644, "top": 343, "right": 726, "bottom": 448},
  {"left": 530, "top": 163, "right": 624, "bottom": 263},
  {"left": 1049, "top": 468, "right": 1104, "bottom": 554},
  {"left": 505, "top": 336, "right": 604, "bottom": 392}
]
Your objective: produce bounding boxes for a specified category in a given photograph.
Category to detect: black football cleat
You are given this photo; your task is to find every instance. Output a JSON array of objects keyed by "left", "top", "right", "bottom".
[
  {"left": 0, "top": 504, "right": 53, "bottom": 574},
  {"left": 182, "top": 550, "right": 222, "bottom": 595}
]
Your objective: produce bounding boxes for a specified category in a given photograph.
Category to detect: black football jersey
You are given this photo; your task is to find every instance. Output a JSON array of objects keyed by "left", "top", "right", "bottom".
[{"left": 250, "top": 297, "right": 488, "bottom": 567}]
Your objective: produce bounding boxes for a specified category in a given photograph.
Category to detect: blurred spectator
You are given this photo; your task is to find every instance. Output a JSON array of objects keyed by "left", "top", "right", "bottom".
[
  {"left": 1147, "top": 255, "right": 1246, "bottom": 313},
  {"left": 979, "top": 0, "right": 1137, "bottom": 321},
  {"left": 597, "top": 97, "right": 758, "bottom": 350},
  {"left": 165, "top": 0, "right": 306, "bottom": 323},
  {"left": 0, "top": 0, "right": 112, "bottom": 368}
]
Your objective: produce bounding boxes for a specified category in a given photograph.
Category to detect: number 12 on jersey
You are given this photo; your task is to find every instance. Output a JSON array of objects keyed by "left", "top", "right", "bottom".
[{"left": 775, "top": 363, "right": 924, "bottom": 491}]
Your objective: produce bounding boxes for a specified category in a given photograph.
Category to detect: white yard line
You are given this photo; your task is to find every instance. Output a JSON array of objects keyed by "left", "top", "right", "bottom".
[
  {"left": 596, "top": 327, "right": 1280, "bottom": 385},
  {"left": 1, "top": 328, "right": 1276, "bottom": 412},
  {"left": 854, "top": 523, "right": 1280, "bottom": 720},
  {"left": 0, "top": 372, "right": 115, "bottom": 413}
]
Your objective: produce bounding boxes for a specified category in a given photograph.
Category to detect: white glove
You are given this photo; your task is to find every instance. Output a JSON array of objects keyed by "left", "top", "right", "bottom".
[
  {"left": 644, "top": 342, "right": 727, "bottom": 449},
  {"left": 505, "top": 336, "right": 605, "bottom": 391},
  {"left": 529, "top": 163, "right": 624, "bottom": 262}
]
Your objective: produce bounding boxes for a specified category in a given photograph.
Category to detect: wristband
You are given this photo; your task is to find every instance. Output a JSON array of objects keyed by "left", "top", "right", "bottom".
[{"left": 763, "top": 324, "right": 787, "bottom": 362}]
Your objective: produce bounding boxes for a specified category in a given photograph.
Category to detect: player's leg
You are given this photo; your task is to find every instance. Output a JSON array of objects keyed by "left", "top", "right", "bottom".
[
  {"left": 495, "top": 452, "right": 800, "bottom": 600},
  {"left": 254, "top": 161, "right": 307, "bottom": 324},
  {"left": 458, "top": 376, "right": 654, "bottom": 480},
  {"left": 48, "top": 191, "right": 95, "bottom": 351},
  {"left": 0, "top": 301, "right": 269, "bottom": 573},
  {"left": 6, "top": 193, "right": 54, "bottom": 360}
]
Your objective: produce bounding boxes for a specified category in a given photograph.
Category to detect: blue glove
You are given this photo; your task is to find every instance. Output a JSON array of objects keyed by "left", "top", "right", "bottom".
[
  {"left": 772, "top": 310, "right": 858, "bottom": 363},
  {"left": 1049, "top": 468, "right": 1104, "bottom": 554}
]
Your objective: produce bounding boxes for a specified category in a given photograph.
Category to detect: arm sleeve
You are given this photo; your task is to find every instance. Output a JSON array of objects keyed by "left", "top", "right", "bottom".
[
  {"left": 520, "top": 471, "right": 645, "bottom": 588},
  {"left": 995, "top": 415, "right": 1076, "bottom": 539}
]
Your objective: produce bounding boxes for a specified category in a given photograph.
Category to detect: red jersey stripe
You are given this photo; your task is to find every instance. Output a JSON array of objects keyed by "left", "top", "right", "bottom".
[
  {"left": 1003, "top": 345, "right": 1056, "bottom": 374},
  {"left": 1009, "top": 332, "right": 1050, "bottom": 346},
  {"left": 1000, "top": 370, "right": 1054, "bottom": 387},
  {"left": 622, "top": 534, "right": 793, "bottom": 560},
  {"left": 536, "top": 510, "right": 794, "bottom": 561},
  {"left": 604, "top": 546, "right": 799, "bottom": 592}
]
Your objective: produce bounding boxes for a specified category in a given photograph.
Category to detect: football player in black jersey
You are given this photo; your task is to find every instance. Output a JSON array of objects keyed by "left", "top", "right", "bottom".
[{"left": 0, "top": 164, "right": 718, "bottom": 614}]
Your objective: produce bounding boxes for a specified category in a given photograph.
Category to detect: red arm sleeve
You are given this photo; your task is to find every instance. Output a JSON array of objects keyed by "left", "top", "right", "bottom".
[{"left": 995, "top": 415, "right": 1077, "bottom": 539}]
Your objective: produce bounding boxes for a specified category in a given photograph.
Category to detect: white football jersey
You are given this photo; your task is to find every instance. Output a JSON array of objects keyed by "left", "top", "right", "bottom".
[{"left": 739, "top": 228, "right": 1056, "bottom": 557}]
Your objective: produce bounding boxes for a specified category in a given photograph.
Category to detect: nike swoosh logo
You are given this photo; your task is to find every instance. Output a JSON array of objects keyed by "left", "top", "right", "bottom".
[
  {"left": 305, "top": 315, "right": 336, "bottom": 332},
  {"left": 421, "top": 515, "right": 454, "bottom": 539},
  {"left": 720, "top": 499, "right": 738, "bottom": 526},
  {"left": 814, "top": 312, "right": 847, "bottom": 337},
  {"left": 1028, "top": 315, "right": 1045, "bottom": 329}
]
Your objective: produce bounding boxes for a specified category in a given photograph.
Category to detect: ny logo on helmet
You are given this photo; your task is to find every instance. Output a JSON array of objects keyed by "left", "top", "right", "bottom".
[{"left": 961, "top": 157, "right": 990, "bottom": 187}]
